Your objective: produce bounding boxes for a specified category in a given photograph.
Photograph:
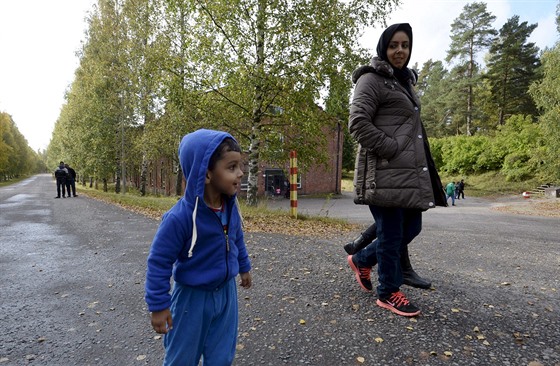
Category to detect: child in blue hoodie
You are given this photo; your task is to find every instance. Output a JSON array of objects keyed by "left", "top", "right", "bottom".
[{"left": 145, "top": 129, "right": 252, "bottom": 365}]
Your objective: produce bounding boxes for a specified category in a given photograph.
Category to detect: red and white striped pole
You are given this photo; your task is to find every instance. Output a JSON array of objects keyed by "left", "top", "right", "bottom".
[{"left": 289, "top": 150, "right": 297, "bottom": 218}]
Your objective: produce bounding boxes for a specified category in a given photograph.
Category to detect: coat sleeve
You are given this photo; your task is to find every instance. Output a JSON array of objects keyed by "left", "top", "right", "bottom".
[
  {"left": 235, "top": 228, "right": 251, "bottom": 274},
  {"left": 348, "top": 73, "right": 399, "bottom": 159},
  {"left": 145, "top": 211, "right": 188, "bottom": 312}
]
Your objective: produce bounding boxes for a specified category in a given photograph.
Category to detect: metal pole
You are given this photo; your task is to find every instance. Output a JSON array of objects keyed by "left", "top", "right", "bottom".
[{"left": 290, "top": 150, "right": 297, "bottom": 219}]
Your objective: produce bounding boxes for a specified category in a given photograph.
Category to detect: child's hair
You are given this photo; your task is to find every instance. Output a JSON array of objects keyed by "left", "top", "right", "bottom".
[{"left": 208, "top": 138, "right": 241, "bottom": 171}]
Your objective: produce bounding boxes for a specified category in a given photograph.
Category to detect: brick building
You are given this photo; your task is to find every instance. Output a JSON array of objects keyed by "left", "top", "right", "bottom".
[{"left": 140, "top": 123, "right": 343, "bottom": 198}]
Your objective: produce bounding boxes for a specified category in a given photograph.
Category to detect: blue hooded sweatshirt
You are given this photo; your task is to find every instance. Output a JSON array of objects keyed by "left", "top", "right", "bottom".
[{"left": 145, "top": 129, "right": 251, "bottom": 312}]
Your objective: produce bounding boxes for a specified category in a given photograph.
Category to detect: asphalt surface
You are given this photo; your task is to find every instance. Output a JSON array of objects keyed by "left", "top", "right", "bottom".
[{"left": 1, "top": 174, "right": 559, "bottom": 366}]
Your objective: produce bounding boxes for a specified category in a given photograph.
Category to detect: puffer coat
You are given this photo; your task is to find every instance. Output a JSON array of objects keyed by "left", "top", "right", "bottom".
[{"left": 349, "top": 57, "right": 446, "bottom": 210}]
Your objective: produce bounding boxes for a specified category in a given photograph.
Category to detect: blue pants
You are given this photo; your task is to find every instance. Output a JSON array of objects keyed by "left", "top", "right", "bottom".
[
  {"left": 447, "top": 193, "right": 455, "bottom": 205},
  {"left": 354, "top": 206, "right": 422, "bottom": 298},
  {"left": 163, "top": 278, "right": 238, "bottom": 366}
]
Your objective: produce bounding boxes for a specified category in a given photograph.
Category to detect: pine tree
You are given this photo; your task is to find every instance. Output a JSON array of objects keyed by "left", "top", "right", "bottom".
[
  {"left": 486, "top": 16, "right": 540, "bottom": 126},
  {"left": 446, "top": 2, "right": 497, "bottom": 136}
]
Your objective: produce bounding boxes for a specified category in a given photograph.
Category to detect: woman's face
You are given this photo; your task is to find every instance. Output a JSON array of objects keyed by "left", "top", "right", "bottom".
[{"left": 386, "top": 31, "right": 410, "bottom": 69}]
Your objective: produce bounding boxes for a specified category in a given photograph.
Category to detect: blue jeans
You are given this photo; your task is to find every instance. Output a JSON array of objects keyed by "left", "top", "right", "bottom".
[
  {"left": 447, "top": 193, "right": 455, "bottom": 205},
  {"left": 354, "top": 206, "right": 422, "bottom": 298}
]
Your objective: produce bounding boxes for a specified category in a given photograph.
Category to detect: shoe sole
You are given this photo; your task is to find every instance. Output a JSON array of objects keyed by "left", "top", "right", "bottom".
[
  {"left": 403, "top": 278, "right": 432, "bottom": 289},
  {"left": 376, "top": 299, "right": 420, "bottom": 317},
  {"left": 347, "top": 256, "right": 372, "bottom": 292}
]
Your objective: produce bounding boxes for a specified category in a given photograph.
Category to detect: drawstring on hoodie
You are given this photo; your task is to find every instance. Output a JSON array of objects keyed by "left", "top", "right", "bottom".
[
  {"left": 188, "top": 196, "right": 199, "bottom": 258},
  {"left": 235, "top": 197, "right": 244, "bottom": 229}
]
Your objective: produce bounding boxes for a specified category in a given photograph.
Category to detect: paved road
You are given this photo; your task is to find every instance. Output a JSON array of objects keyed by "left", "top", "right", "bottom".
[{"left": 1, "top": 175, "right": 559, "bottom": 365}]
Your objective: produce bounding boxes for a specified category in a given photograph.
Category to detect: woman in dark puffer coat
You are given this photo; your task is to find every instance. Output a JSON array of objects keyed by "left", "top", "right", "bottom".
[{"left": 347, "top": 23, "right": 446, "bottom": 317}]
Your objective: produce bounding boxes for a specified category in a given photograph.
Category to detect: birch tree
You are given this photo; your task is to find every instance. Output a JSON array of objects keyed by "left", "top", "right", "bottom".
[{"left": 162, "top": 0, "right": 399, "bottom": 205}]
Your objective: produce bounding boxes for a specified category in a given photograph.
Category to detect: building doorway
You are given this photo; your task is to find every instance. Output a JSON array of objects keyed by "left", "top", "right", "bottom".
[{"left": 264, "top": 169, "right": 286, "bottom": 196}]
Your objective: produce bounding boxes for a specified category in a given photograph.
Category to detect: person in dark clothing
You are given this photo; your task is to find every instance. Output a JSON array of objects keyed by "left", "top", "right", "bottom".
[
  {"left": 344, "top": 222, "right": 431, "bottom": 289},
  {"left": 347, "top": 23, "right": 447, "bottom": 317},
  {"left": 54, "top": 162, "right": 68, "bottom": 198},
  {"left": 64, "top": 163, "right": 77, "bottom": 197},
  {"left": 457, "top": 179, "right": 465, "bottom": 199}
]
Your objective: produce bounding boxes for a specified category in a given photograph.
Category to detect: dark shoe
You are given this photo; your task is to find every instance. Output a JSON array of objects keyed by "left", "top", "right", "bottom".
[
  {"left": 344, "top": 234, "right": 371, "bottom": 255},
  {"left": 73, "top": 195, "right": 78, "bottom": 197},
  {"left": 377, "top": 291, "right": 420, "bottom": 317},
  {"left": 55, "top": 196, "right": 60, "bottom": 199},
  {"left": 402, "top": 269, "right": 432, "bottom": 289},
  {"left": 400, "top": 246, "right": 432, "bottom": 289},
  {"left": 347, "top": 255, "right": 372, "bottom": 292}
]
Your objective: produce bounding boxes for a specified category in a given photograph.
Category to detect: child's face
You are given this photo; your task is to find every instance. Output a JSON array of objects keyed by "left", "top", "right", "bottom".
[{"left": 206, "top": 151, "right": 243, "bottom": 196}]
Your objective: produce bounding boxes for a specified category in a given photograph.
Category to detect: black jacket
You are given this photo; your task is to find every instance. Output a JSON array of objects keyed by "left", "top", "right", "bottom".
[{"left": 349, "top": 57, "right": 446, "bottom": 209}]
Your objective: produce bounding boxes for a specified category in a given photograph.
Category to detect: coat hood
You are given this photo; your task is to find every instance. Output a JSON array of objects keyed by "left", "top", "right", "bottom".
[
  {"left": 178, "top": 129, "right": 239, "bottom": 258},
  {"left": 179, "top": 129, "right": 237, "bottom": 202},
  {"left": 376, "top": 23, "right": 413, "bottom": 68},
  {"left": 351, "top": 57, "right": 418, "bottom": 85}
]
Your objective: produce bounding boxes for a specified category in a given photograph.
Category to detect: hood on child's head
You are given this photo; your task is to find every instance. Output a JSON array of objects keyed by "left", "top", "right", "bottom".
[{"left": 178, "top": 129, "right": 238, "bottom": 201}]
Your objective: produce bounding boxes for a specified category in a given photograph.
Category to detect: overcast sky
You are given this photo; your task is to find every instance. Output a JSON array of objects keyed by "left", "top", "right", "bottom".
[{"left": 0, "top": 0, "right": 557, "bottom": 152}]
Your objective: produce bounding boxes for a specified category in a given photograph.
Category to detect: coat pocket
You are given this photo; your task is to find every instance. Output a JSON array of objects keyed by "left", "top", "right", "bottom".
[{"left": 353, "top": 146, "right": 377, "bottom": 205}]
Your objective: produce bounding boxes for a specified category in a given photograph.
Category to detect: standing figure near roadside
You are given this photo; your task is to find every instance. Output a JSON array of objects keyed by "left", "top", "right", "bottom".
[
  {"left": 54, "top": 161, "right": 68, "bottom": 198},
  {"left": 457, "top": 179, "right": 465, "bottom": 199},
  {"left": 446, "top": 181, "right": 456, "bottom": 206},
  {"left": 64, "top": 163, "right": 78, "bottom": 197},
  {"left": 145, "top": 129, "right": 252, "bottom": 365},
  {"left": 347, "top": 23, "right": 447, "bottom": 317}
]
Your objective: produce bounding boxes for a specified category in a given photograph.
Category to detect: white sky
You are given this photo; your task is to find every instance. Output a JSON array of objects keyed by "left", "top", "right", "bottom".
[{"left": 0, "top": 0, "right": 558, "bottom": 152}]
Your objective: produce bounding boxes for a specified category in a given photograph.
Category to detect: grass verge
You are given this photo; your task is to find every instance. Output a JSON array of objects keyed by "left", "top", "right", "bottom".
[{"left": 78, "top": 185, "right": 358, "bottom": 238}]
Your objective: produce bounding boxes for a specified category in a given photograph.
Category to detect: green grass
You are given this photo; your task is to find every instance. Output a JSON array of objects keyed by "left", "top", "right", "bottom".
[
  {"left": 0, "top": 175, "right": 32, "bottom": 187},
  {"left": 341, "top": 170, "right": 546, "bottom": 197},
  {"left": 438, "top": 171, "right": 543, "bottom": 197},
  {"left": 79, "top": 184, "right": 177, "bottom": 217},
  {"left": 78, "top": 183, "right": 351, "bottom": 227},
  {"left": 341, "top": 170, "right": 354, "bottom": 192}
]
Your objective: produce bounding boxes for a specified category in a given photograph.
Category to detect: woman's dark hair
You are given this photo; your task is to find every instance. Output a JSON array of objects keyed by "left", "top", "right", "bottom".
[{"left": 208, "top": 138, "right": 241, "bottom": 171}]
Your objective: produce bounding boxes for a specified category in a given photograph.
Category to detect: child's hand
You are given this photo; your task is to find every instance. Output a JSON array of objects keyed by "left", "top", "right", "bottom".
[
  {"left": 239, "top": 272, "right": 252, "bottom": 289},
  {"left": 151, "top": 309, "right": 173, "bottom": 334}
]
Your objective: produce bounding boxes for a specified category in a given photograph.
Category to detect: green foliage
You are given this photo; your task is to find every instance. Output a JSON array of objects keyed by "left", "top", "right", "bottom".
[
  {"left": 431, "top": 115, "right": 544, "bottom": 181},
  {"left": 0, "top": 112, "right": 42, "bottom": 180},
  {"left": 529, "top": 44, "right": 560, "bottom": 182},
  {"left": 47, "top": 0, "right": 400, "bottom": 202},
  {"left": 417, "top": 60, "right": 452, "bottom": 137},
  {"left": 438, "top": 135, "right": 491, "bottom": 174},
  {"left": 485, "top": 16, "right": 540, "bottom": 126},
  {"left": 445, "top": 2, "right": 497, "bottom": 136}
]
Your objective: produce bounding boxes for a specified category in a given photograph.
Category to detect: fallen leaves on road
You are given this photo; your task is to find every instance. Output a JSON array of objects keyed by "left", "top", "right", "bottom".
[
  {"left": 242, "top": 211, "right": 358, "bottom": 238},
  {"left": 492, "top": 198, "right": 560, "bottom": 217}
]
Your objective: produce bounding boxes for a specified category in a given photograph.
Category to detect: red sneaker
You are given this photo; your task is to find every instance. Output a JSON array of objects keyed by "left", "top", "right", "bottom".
[
  {"left": 347, "top": 255, "right": 372, "bottom": 292},
  {"left": 376, "top": 291, "right": 420, "bottom": 317}
]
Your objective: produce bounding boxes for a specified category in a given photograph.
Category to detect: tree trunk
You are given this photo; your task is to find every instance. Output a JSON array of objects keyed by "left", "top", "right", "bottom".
[
  {"left": 246, "top": 131, "right": 260, "bottom": 206},
  {"left": 140, "top": 153, "right": 147, "bottom": 196},
  {"left": 467, "top": 42, "right": 474, "bottom": 136},
  {"left": 246, "top": 0, "right": 266, "bottom": 206},
  {"left": 175, "top": 164, "right": 183, "bottom": 197}
]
